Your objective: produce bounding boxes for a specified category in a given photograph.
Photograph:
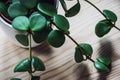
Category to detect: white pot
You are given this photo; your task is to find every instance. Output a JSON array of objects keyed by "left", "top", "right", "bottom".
[{"left": 0, "top": 0, "right": 59, "bottom": 48}]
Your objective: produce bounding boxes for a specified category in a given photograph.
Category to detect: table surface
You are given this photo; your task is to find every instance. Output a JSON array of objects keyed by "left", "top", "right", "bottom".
[{"left": 0, "top": 0, "right": 120, "bottom": 80}]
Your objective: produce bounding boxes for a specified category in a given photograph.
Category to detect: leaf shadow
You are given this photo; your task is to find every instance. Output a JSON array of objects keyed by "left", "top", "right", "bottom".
[
  {"left": 32, "top": 41, "right": 53, "bottom": 56},
  {"left": 97, "top": 39, "right": 116, "bottom": 80},
  {"left": 74, "top": 63, "right": 90, "bottom": 80}
]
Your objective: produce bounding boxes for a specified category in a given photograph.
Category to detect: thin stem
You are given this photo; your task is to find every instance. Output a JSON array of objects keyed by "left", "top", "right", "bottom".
[
  {"left": 28, "top": 33, "right": 33, "bottom": 78},
  {"left": 52, "top": 21, "right": 95, "bottom": 63},
  {"left": 51, "top": 21, "right": 95, "bottom": 62},
  {"left": 65, "top": 33, "right": 79, "bottom": 47},
  {"left": 65, "top": 33, "right": 95, "bottom": 62},
  {"left": 84, "top": 0, "right": 120, "bottom": 31}
]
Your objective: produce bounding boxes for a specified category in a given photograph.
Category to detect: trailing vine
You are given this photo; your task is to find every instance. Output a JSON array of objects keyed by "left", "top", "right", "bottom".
[{"left": 0, "top": 0, "right": 119, "bottom": 80}]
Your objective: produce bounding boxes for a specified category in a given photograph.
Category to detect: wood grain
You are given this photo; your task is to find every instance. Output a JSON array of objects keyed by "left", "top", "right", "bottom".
[{"left": 0, "top": 0, "right": 120, "bottom": 80}]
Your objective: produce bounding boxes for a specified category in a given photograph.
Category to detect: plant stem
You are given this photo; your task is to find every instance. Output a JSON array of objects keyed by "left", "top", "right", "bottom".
[
  {"left": 84, "top": 0, "right": 120, "bottom": 31},
  {"left": 65, "top": 33, "right": 95, "bottom": 62},
  {"left": 51, "top": 21, "right": 95, "bottom": 62},
  {"left": 28, "top": 33, "right": 33, "bottom": 78},
  {"left": 52, "top": 21, "right": 95, "bottom": 62}
]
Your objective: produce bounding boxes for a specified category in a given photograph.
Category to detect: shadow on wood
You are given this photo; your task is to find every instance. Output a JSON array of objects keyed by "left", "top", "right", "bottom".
[
  {"left": 97, "top": 39, "right": 115, "bottom": 80},
  {"left": 74, "top": 63, "right": 90, "bottom": 80},
  {"left": 32, "top": 41, "right": 53, "bottom": 56}
]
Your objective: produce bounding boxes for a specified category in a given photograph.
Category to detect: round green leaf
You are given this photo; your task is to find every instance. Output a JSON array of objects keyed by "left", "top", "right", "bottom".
[
  {"left": 12, "top": 16, "right": 29, "bottom": 31},
  {"left": 103, "top": 10, "right": 117, "bottom": 22},
  {"left": 10, "top": 78, "right": 21, "bottom": 80},
  {"left": 20, "top": 0, "right": 38, "bottom": 9},
  {"left": 79, "top": 43, "right": 93, "bottom": 57},
  {"left": 32, "top": 76, "right": 40, "bottom": 80},
  {"left": 53, "top": 15, "right": 69, "bottom": 32},
  {"left": 37, "top": 3, "right": 57, "bottom": 17},
  {"left": 94, "top": 61, "right": 110, "bottom": 72},
  {"left": 32, "top": 56, "right": 45, "bottom": 71},
  {"left": 14, "top": 58, "right": 30, "bottom": 72},
  {"left": 48, "top": 30, "right": 65, "bottom": 48},
  {"left": 29, "top": 13, "right": 47, "bottom": 31},
  {"left": 74, "top": 47, "right": 84, "bottom": 63},
  {"left": 33, "top": 25, "right": 52, "bottom": 43},
  {"left": 65, "top": 2, "right": 80, "bottom": 17},
  {"left": 95, "top": 20, "right": 112, "bottom": 37},
  {"left": 15, "top": 34, "right": 29, "bottom": 46},
  {"left": 59, "top": 0, "right": 67, "bottom": 12},
  {"left": 97, "top": 57, "right": 111, "bottom": 66},
  {"left": 8, "top": 2, "right": 28, "bottom": 18}
]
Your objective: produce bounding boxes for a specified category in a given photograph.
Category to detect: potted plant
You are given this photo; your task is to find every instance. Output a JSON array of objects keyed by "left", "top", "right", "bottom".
[{"left": 0, "top": 0, "right": 120, "bottom": 80}]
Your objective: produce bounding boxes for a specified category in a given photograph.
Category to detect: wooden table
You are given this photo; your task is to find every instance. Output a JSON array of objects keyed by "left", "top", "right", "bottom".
[{"left": 0, "top": 0, "right": 120, "bottom": 80}]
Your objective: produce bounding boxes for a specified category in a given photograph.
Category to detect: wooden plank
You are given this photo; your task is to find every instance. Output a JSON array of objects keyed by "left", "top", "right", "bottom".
[{"left": 0, "top": 0, "right": 120, "bottom": 80}]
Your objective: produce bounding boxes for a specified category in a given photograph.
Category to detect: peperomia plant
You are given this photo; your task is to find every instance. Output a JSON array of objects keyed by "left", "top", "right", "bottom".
[{"left": 0, "top": 0, "right": 120, "bottom": 80}]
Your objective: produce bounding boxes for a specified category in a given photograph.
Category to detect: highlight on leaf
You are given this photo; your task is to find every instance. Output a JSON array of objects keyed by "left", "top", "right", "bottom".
[
  {"left": 94, "top": 61, "right": 110, "bottom": 72},
  {"left": 53, "top": 14, "right": 70, "bottom": 32},
  {"left": 79, "top": 43, "right": 93, "bottom": 57},
  {"left": 37, "top": 3, "right": 57, "bottom": 17},
  {"left": 12, "top": 16, "right": 29, "bottom": 31},
  {"left": 103, "top": 10, "right": 117, "bottom": 22},
  {"left": 8, "top": 2, "right": 28, "bottom": 18},
  {"left": 95, "top": 19, "right": 113, "bottom": 37},
  {"left": 14, "top": 58, "right": 31, "bottom": 72},
  {"left": 48, "top": 30, "right": 65, "bottom": 48}
]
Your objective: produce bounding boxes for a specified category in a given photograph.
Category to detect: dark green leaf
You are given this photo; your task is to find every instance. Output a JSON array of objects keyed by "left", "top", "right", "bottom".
[
  {"left": 53, "top": 15, "right": 69, "bottom": 32},
  {"left": 14, "top": 58, "right": 30, "bottom": 72},
  {"left": 29, "top": 13, "right": 47, "bottom": 31},
  {"left": 48, "top": 30, "right": 65, "bottom": 48},
  {"left": 10, "top": 78, "right": 21, "bottom": 80},
  {"left": 74, "top": 47, "right": 84, "bottom": 63},
  {"left": 32, "top": 76, "right": 40, "bottom": 80},
  {"left": 32, "top": 56, "right": 45, "bottom": 71},
  {"left": 33, "top": 25, "right": 52, "bottom": 43},
  {"left": 79, "top": 43, "right": 93, "bottom": 57},
  {"left": 95, "top": 20, "right": 113, "bottom": 37},
  {"left": 97, "top": 57, "right": 111, "bottom": 66},
  {"left": 0, "top": 2, "right": 7, "bottom": 15},
  {"left": 15, "top": 34, "right": 29, "bottom": 46},
  {"left": 65, "top": 2, "right": 80, "bottom": 17},
  {"left": 20, "top": 0, "right": 38, "bottom": 9},
  {"left": 8, "top": 2, "right": 28, "bottom": 18},
  {"left": 103, "top": 10, "right": 117, "bottom": 22},
  {"left": 59, "top": 0, "right": 67, "bottom": 12},
  {"left": 37, "top": 3, "right": 57, "bottom": 17},
  {"left": 94, "top": 61, "right": 110, "bottom": 72},
  {"left": 12, "top": 16, "right": 29, "bottom": 31}
]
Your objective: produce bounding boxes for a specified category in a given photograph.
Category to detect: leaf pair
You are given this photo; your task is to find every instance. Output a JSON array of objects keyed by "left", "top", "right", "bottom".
[
  {"left": 12, "top": 13, "right": 47, "bottom": 46},
  {"left": 14, "top": 57, "right": 45, "bottom": 72},
  {"left": 59, "top": 0, "right": 81, "bottom": 17},
  {"left": 12, "top": 13, "right": 47, "bottom": 32},
  {"left": 75, "top": 43, "right": 93, "bottom": 63},
  {"left": 95, "top": 10, "right": 117, "bottom": 37},
  {"left": 94, "top": 57, "right": 111, "bottom": 72}
]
